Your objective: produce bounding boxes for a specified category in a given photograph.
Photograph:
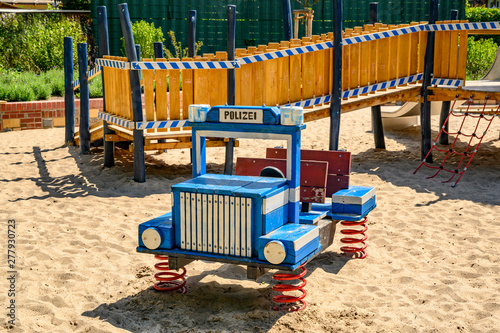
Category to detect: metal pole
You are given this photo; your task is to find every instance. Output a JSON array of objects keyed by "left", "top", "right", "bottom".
[
  {"left": 97, "top": 6, "right": 114, "bottom": 167},
  {"left": 282, "top": 0, "right": 292, "bottom": 41},
  {"left": 420, "top": 0, "right": 438, "bottom": 162},
  {"left": 78, "top": 43, "right": 90, "bottom": 154},
  {"left": 118, "top": 3, "right": 146, "bottom": 182},
  {"left": 369, "top": 2, "right": 386, "bottom": 149},
  {"left": 224, "top": 5, "right": 236, "bottom": 175},
  {"left": 188, "top": 10, "right": 197, "bottom": 58},
  {"left": 329, "top": 0, "right": 343, "bottom": 151},
  {"left": 64, "top": 37, "right": 75, "bottom": 145},
  {"left": 438, "top": 9, "right": 457, "bottom": 145}
]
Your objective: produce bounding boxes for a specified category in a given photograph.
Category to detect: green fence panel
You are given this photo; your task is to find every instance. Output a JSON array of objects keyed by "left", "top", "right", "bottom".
[{"left": 90, "top": 0, "right": 465, "bottom": 56}]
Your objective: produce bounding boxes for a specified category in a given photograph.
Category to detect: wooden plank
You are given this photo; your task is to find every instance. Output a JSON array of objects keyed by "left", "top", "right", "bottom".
[
  {"left": 194, "top": 57, "right": 211, "bottom": 105},
  {"left": 289, "top": 39, "right": 302, "bottom": 104},
  {"left": 377, "top": 27, "right": 389, "bottom": 88},
  {"left": 279, "top": 41, "right": 290, "bottom": 105},
  {"left": 102, "top": 56, "right": 113, "bottom": 114},
  {"left": 235, "top": 48, "right": 246, "bottom": 105},
  {"left": 143, "top": 139, "right": 236, "bottom": 151},
  {"left": 303, "top": 86, "right": 422, "bottom": 122},
  {"left": 264, "top": 43, "right": 280, "bottom": 106},
  {"left": 105, "top": 134, "right": 130, "bottom": 142},
  {"left": 155, "top": 58, "right": 169, "bottom": 133},
  {"left": 397, "top": 24, "right": 410, "bottom": 83},
  {"left": 142, "top": 58, "right": 155, "bottom": 133},
  {"left": 449, "top": 20, "right": 460, "bottom": 79},
  {"left": 240, "top": 56, "right": 254, "bottom": 106},
  {"left": 266, "top": 148, "right": 351, "bottom": 176},
  {"left": 181, "top": 57, "right": 194, "bottom": 126},
  {"left": 457, "top": 20, "right": 469, "bottom": 81},
  {"left": 253, "top": 51, "right": 266, "bottom": 106},
  {"left": 428, "top": 86, "right": 500, "bottom": 102},
  {"left": 369, "top": 27, "right": 378, "bottom": 86},
  {"left": 321, "top": 34, "right": 330, "bottom": 96},
  {"left": 418, "top": 22, "right": 428, "bottom": 75},
  {"left": 214, "top": 52, "right": 228, "bottom": 106},
  {"left": 235, "top": 157, "right": 328, "bottom": 203},
  {"left": 409, "top": 22, "right": 420, "bottom": 76},
  {"left": 433, "top": 23, "right": 443, "bottom": 79},
  {"left": 169, "top": 58, "right": 181, "bottom": 131},
  {"left": 359, "top": 33, "right": 370, "bottom": 90},
  {"left": 342, "top": 29, "right": 353, "bottom": 91},
  {"left": 388, "top": 25, "right": 399, "bottom": 84},
  {"left": 440, "top": 20, "right": 452, "bottom": 79},
  {"left": 312, "top": 35, "right": 324, "bottom": 98},
  {"left": 328, "top": 32, "right": 334, "bottom": 94},
  {"left": 235, "top": 157, "right": 328, "bottom": 187},
  {"left": 301, "top": 37, "right": 315, "bottom": 100},
  {"left": 350, "top": 33, "right": 360, "bottom": 90}
]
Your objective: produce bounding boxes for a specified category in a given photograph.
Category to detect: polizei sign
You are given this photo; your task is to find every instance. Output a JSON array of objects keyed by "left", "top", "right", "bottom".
[{"left": 219, "top": 108, "right": 263, "bottom": 124}]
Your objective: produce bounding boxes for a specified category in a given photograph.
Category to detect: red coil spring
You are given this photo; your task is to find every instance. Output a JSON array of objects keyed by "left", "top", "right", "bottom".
[
  {"left": 153, "top": 255, "right": 187, "bottom": 293},
  {"left": 272, "top": 264, "right": 307, "bottom": 311},
  {"left": 340, "top": 216, "right": 368, "bottom": 259}
]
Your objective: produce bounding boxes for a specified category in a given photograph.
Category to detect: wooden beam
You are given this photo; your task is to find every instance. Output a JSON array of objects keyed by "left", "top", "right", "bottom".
[
  {"left": 142, "top": 139, "right": 239, "bottom": 152},
  {"left": 105, "top": 134, "right": 131, "bottom": 142},
  {"left": 428, "top": 87, "right": 500, "bottom": 101},
  {"left": 303, "top": 86, "right": 421, "bottom": 122}
]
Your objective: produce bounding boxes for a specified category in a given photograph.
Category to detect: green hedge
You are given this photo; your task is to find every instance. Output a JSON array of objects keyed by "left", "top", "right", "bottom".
[
  {"left": 0, "top": 69, "right": 103, "bottom": 102},
  {"left": 0, "top": 13, "right": 86, "bottom": 72}
]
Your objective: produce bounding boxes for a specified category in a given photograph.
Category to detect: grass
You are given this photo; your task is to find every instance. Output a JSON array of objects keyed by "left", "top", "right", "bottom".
[{"left": 0, "top": 69, "right": 103, "bottom": 102}]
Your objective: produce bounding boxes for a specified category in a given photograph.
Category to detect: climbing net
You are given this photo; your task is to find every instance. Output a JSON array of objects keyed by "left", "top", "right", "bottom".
[{"left": 414, "top": 95, "right": 500, "bottom": 187}]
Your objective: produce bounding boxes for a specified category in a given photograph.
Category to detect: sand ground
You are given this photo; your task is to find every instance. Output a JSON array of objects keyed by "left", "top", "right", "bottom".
[{"left": 0, "top": 108, "right": 499, "bottom": 333}]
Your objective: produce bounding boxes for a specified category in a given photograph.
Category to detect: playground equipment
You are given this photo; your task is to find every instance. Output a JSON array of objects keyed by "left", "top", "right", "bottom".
[
  {"left": 66, "top": 0, "right": 500, "bottom": 185},
  {"left": 137, "top": 104, "right": 376, "bottom": 310},
  {"left": 414, "top": 96, "right": 500, "bottom": 187}
]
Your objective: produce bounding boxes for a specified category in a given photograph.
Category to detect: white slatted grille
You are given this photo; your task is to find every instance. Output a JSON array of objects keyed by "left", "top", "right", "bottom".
[{"left": 179, "top": 192, "right": 252, "bottom": 257}]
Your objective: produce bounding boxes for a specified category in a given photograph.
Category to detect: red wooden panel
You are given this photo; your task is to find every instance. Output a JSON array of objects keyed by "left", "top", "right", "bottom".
[
  {"left": 326, "top": 174, "right": 350, "bottom": 196},
  {"left": 301, "top": 186, "right": 326, "bottom": 203},
  {"left": 266, "top": 148, "right": 351, "bottom": 175},
  {"left": 235, "top": 157, "right": 328, "bottom": 203},
  {"left": 235, "top": 158, "right": 327, "bottom": 187}
]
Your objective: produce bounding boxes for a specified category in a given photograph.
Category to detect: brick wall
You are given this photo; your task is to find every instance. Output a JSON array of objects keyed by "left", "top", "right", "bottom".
[{"left": 0, "top": 98, "right": 104, "bottom": 132}]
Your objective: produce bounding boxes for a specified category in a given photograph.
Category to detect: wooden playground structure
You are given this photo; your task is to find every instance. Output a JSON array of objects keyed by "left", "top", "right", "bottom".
[{"left": 66, "top": 0, "right": 500, "bottom": 183}]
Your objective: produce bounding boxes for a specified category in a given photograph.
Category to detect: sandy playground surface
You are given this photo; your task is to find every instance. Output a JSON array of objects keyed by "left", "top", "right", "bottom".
[{"left": 0, "top": 107, "right": 499, "bottom": 333}]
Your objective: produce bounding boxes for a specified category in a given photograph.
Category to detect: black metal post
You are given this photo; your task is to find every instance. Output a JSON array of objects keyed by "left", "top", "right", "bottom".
[
  {"left": 98, "top": 6, "right": 114, "bottom": 167},
  {"left": 154, "top": 42, "right": 164, "bottom": 59},
  {"left": 329, "top": 0, "right": 343, "bottom": 151},
  {"left": 438, "top": 9, "right": 458, "bottom": 145},
  {"left": 282, "top": 0, "right": 292, "bottom": 41},
  {"left": 420, "top": 0, "right": 439, "bottom": 162},
  {"left": 224, "top": 5, "right": 236, "bottom": 175},
  {"left": 118, "top": 3, "right": 146, "bottom": 182},
  {"left": 450, "top": 9, "right": 458, "bottom": 20},
  {"left": 64, "top": 37, "right": 75, "bottom": 145},
  {"left": 188, "top": 10, "right": 197, "bottom": 58},
  {"left": 369, "top": 2, "right": 386, "bottom": 149},
  {"left": 78, "top": 43, "right": 90, "bottom": 154}
]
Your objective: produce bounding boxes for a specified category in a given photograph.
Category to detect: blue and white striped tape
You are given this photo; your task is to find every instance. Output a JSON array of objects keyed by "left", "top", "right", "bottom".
[
  {"left": 136, "top": 119, "right": 189, "bottom": 130},
  {"left": 98, "top": 111, "right": 134, "bottom": 129},
  {"left": 343, "top": 24, "right": 427, "bottom": 45},
  {"left": 96, "top": 58, "right": 130, "bottom": 69},
  {"left": 131, "top": 61, "right": 239, "bottom": 70},
  {"left": 238, "top": 41, "right": 333, "bottom": 64},
  {"left": 431, "top": 78, "right": 464, "bottom": 87},
  {"left": 426, "top": 22, "right": 500, "bottom": 31},
  {"left": 283, "top": 74, "right": 423, "bottom": 108},
  {"left": 73, "top": 65, "right": 102, "bottom": 89}
]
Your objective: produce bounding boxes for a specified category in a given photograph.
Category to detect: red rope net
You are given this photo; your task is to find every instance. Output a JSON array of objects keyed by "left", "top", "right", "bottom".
[{"left": 414, "top": 95, "right": 500, "bottom": 187}]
